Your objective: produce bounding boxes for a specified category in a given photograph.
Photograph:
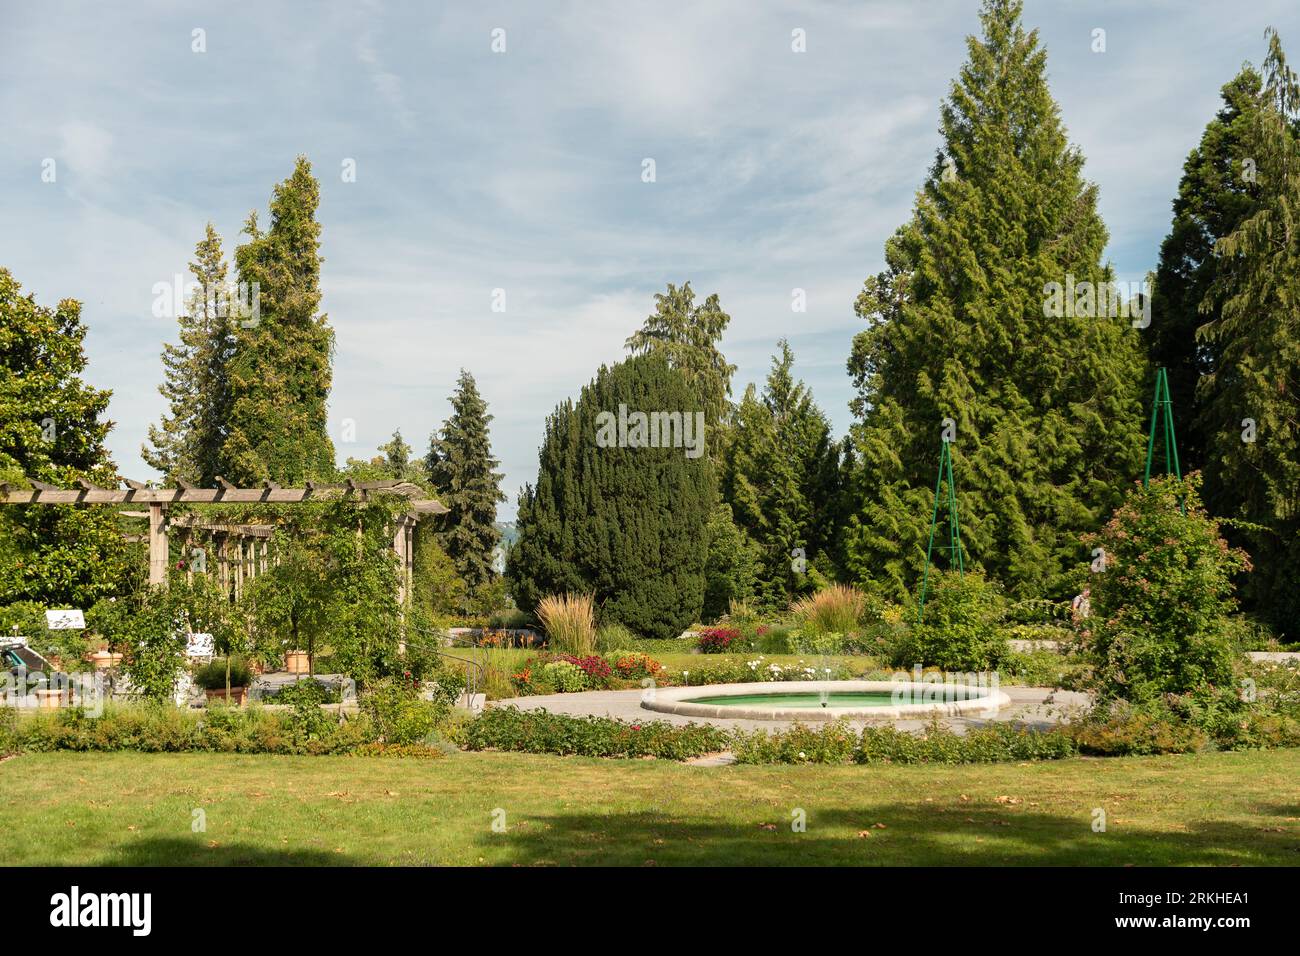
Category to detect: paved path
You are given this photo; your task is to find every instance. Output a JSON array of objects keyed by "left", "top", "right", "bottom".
[{"left": 493, "top": 684, "right": 1088, "bottom": 735}]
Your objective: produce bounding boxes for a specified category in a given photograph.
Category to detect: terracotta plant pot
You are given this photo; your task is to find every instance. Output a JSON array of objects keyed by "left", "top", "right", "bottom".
[
  {"left": 87, "top": 651, "right": 123, "bottom": 670},
  {"left": 205, "top": 687, "right": 249, "bottom": 706},
  {"left": 284, "top": 650, "right": 310, "bottom": 674}
]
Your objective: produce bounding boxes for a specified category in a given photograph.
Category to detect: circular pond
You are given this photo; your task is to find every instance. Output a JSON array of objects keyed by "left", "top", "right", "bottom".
[{"left": 642, "top": 680, "right": 1011, "bottom": 721}]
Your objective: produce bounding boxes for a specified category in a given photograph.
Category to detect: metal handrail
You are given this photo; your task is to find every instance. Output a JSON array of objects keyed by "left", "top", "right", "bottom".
[{"left": 403, "top": 626, "right": 486, "bottom": 702}]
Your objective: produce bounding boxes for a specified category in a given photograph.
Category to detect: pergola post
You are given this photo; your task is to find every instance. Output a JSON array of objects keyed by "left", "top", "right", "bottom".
[{"left": 148, "top": 502, "right": 169, "bottom": 586}]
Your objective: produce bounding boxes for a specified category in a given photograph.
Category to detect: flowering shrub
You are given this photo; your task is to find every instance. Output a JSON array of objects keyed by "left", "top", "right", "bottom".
[
  {"left": 671, "top": 657, "right": 862, "bottom": 686},
  {"left": 557, "top": 654, "right": 612, "bottom": 682},
  {"left": 607, "top": 652, "right": 663, "bottom": 681},
  {"left": 696, "top": 627, "right": 742, "bottom": 653},
  {"left": 1080, "top": 474, "right": 1248, "bottom": 705}
]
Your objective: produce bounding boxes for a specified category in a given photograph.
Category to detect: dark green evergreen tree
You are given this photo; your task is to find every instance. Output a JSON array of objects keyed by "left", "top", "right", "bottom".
[
  {"left": 508, "top": 353, "right": 715, "bottom": 638},
  {"left": 721, "top": 340, "right": 840, "bottom": 608},
  {"left": 844, "top": 0, "right": 1146, "bottom": 602},
  {"left": 426, "top": 370, "right": 505, "bottom": 596},
  {"left": 1199, "top": 29, "right": 1300, "bottom": 631},
  {"left": 221, "top": 157, "right": 336, "bottom": 484},
  {"left": 1150, "top": 67, "right": 1266, "bottom": 472},
  {"left": 144, "top": 222, "right": 234, "bottom": 484},
  {"left": 625, "top": 281, "right": 737, "bottom": 427}
]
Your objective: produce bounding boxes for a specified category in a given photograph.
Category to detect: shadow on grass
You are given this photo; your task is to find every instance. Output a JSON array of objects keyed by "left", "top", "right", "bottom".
[
  {"left": 98, "top": 838, "right": 353, "bottom": 867},
  {"left": 475, "top": 802, "right": 1300, "bottom": 867}
]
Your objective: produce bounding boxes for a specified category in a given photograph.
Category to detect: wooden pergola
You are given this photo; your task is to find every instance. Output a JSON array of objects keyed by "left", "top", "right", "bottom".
[{"left": 0, "top": 477, "right": 447, "bottom": 604}]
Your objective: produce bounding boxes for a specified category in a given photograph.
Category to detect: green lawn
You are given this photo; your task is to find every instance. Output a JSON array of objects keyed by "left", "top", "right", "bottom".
[{"left": 2, "top": 748, "right": 1297, "bottom": 865}]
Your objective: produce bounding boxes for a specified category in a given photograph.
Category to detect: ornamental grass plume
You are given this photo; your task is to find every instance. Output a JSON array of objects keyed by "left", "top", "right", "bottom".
[
  {"left": 537, "top": 592, "right": 598, "bottom": 656},
  {"left": 790, "top": 584, "right": 867, "bottom": 635}
]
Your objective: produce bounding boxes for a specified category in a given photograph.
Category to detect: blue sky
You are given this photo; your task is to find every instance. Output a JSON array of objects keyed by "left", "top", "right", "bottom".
[{"left": 2, "top": 1, "right": 1295, "bottom": 517}]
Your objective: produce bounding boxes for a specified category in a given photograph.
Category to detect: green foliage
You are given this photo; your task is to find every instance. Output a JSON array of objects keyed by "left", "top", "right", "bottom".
[
  {"left": 359, "top": 677, "right": 445, "bottom": 746},
  {"left": 244, "top": 500, "right": 402, "bottom": 683},
  {"left": 701, "top": 502, "right": 757, "bottom": 621},
  {"left": 426, "top": 370, "right": 505, "bottom": 596},
  {"left": 143, "top": 223, "right": 235, "bottom": 484},
  {"left": 730, "top": 719, "right": 1076, "bottom": 765},
  {"left": 595, "top": 620, "right": 639, "bottom": 652},
  {"left": 1149, "top": 68, "right": 1266, "bottom": 473},
  {"left": 1197, "top": 31, "right": 1300, "bottom": 633},
  {"left": 899, "top": 570, "right": 1007, "bottom": 670},
  {"left": 7, "top": 702, "right": 378, "bottom": 756},
  {"left": 844, "top": 0, "right": 1146, "bottom": 604},
  {"left": 411, "top": 525, "right": 469, "bottom": 621},
  {"left": 624, "top": 281, "right": 736, "bottom": 427},
  {"left": 192, "top": 657, "right": 253, "bottom": 691},
  {"left": 463, "top": 707, "right": 729, "bottom": 759},
  {"left": 541, "top": 659, "right": 587, "bottom": 693},
  {"left": 509, "top": 353, "right": 715, "bottom": 639},
  {"left": 220, "top": 156, "right": 336, "bottom": 484},
  {"left": 0, "top": 267, "right": 136, "bottom": 608},
  {"left": 721, "top": 341, "right": 841, "bottom": 608},
  {"left": 1080, "top": 475, "right": 1248, "bottom": 704}
]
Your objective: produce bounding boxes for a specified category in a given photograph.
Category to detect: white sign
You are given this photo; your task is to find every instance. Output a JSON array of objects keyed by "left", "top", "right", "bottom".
[
  {"left": 45, "top": 609, "right": 85, "bottom": 630},
  {"left": 186, "top": 633, "right": 215, "bottom": 658}
]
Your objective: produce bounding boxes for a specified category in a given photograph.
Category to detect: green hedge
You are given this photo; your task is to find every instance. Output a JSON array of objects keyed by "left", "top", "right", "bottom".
[
  {"left": 462, "top": 707, "right": 729, "bottom": 759},
  {"left": 730, "top": 719, "right": 1077, "bottom": 765}
]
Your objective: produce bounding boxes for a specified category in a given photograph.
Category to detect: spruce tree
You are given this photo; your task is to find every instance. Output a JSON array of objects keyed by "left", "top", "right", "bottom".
[
  {"left": 1199, "top": 29, "right": 1300, "bottom": 630},
  {"left": 0, "top": 268, "right": 134, "bottom": 606},
  {"left": 426, "top": 370, "right": 505, "bottom": 596},
  {"left": 721, "top": 340, "right": 840, "bottom": 607},
  {"left": 1150, "top": 67, "right": 1266, "bottom": 472},
  {"left": 508, "top": 353, "right": 715, "bottom": 638},
  {"left": 143, "top": 223, "right": 234, "bottom": 483},
  {"left": 625, "top": 281, "right": 737, "bottom": 427},
  {"left": 844, "top": 0, "right": 1146, "bottom": 602},
  {"left": 221, "top": 157, "right": 335, "bottom": 484}
]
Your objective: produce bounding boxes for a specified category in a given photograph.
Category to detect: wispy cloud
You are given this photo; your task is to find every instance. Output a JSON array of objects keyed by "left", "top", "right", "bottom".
[{"left": 1, "top": 0, "right": 1295, "bottom": 514}]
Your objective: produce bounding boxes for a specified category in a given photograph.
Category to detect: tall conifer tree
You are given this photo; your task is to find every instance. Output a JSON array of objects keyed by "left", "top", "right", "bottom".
[
  {"left": 508, "top": 353, "right": 714, "bottom": 638},
  {"left": 1199, "top": 30, "right": 1300, "bottom": 630},
  {"left": 426, "top": 370, "right": 505, "bottom": 596},
  {"left": 221, "top": 157, "right": 335, "bottom": 484},
  {"left": 844, "top": 0, "right": 1146, "bottom": 601},
  {"left": 1149, "top": 67, "right": 1266, "bottom": 472},
  {"left": 625, "top": 281, "right": 737, "bottom": 428},
  {"left": 721, "top": 340, "right": 839, "bottom": 607},
  {"left": 144, "top": 223, "right": 234, "bottom": 484}
]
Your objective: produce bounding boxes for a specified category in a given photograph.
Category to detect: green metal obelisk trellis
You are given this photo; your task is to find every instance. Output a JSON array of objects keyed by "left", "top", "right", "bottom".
[
  {"left": 1143, "top": 366, "right": 1185, "bottom": 514},
  {"left": 917, "top": 435, "right": 964, "bottom": 623}
]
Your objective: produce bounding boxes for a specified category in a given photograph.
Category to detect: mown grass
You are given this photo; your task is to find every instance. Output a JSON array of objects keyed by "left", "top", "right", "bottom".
[{"left": 1, "top": 748, "right": 1296, "bottom": 866}]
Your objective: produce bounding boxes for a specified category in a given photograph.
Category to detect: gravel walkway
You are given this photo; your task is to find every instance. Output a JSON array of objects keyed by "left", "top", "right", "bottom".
[{"left": 492, "top": 684, "right": 1089, "bottom": 734}]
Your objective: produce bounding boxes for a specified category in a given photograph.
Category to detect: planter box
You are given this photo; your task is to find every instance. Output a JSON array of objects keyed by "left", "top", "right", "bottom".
[
  {"left": 204, "top": 687, "right": 249, "bottom": 706},
  {"left": 284, "top": 651, "right": 310, "bottom": 674}
]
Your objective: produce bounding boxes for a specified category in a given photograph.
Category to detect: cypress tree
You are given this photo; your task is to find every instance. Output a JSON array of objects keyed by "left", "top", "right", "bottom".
[
  {"left": 508, "top": 353, "right": 715, "bottom": 638},
  {"left": 844, "top": 0, "right": 1146, "bottom": 602},
  {"left": 143, "top": 223, "right": 234, "bottom": 484},
  {"left": 1199, "top": 30, "right": 1300, "bottom": 630},
  {"left": 221, "top": 157, "right": 335, "bottom": 484},
  {"left": 426, "top": 370, "right": 505, "bottom": 596}
]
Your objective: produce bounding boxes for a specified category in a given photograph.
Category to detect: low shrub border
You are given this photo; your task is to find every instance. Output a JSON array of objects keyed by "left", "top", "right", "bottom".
[{"left": 461, "top": 707, "right": 729, "bottom": 759}]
